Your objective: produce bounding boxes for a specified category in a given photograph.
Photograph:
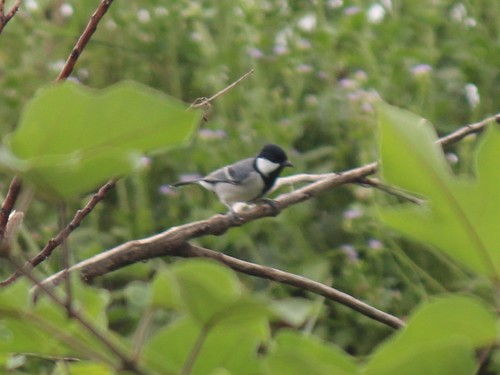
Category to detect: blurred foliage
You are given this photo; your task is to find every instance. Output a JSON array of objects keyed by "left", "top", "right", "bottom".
[{"left": 0, "top": 0, "right": 499, "bottom": 373}]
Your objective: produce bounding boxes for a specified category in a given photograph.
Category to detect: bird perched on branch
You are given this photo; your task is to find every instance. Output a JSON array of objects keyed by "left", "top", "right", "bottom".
[{"left": 171, "top": 144, "right": 293, "bottom": 213}]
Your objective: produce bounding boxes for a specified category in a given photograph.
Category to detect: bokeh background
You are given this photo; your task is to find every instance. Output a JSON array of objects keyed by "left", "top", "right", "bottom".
[{"left": 0, "top": 0, "right": 499, "bottom": 366}]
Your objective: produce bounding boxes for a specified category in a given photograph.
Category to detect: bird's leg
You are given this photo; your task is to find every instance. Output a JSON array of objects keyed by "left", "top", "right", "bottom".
[
  {"left": 255, "top": 198, "right": 280, "bottom": 216},
  {"left": 226, "top": 204, "right": 244, "bottom": 225}
]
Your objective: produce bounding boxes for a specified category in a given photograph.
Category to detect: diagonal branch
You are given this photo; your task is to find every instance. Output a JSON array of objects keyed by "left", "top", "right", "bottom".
[
  {"left": 34, "top": 113, "right": 498, "bottom": 328},
  {"left": 0, "top": 0, "right": 22, "bottom": 34},
  {"left": 0, "top": 179, "right": 117, "bottom": 286},
  {"left": 183, "top": 244, "right": 406, "bottom": 329},
  {"left": 0, "top": 176, "right": 22, "bottom": 244},
  {"left": 57, "top": 0, "right": 114, "bottom": 81}
]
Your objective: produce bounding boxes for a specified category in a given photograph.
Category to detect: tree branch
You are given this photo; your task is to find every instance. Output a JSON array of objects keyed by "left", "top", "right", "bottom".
[
  {"left": 0, "top": 176, "right": 22, "bottom": 244},
  {"left": 0, "top": 179, "right": 117, "bottom": 286},
  {"left": 185, "top": 244, "right": 405, "bottom": 329},
  {"left": 33, "top": 112, "right": 498, "bottom": 328},
  {"left": 0, "top": 0, "right": 21, "bottom": 34},
  {"left": 56, "top": 0, "right": 114, "bottom": 81}
]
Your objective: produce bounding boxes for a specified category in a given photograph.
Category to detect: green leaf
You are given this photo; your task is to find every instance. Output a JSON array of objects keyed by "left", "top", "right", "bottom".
[
  {"left": 171, "top": 259, "right": 244, "bottom": 324},
  {"left": 0, "top": 279, "right": 124, "bottom": 367},
  {"left": 54, "top": 361, "right": 113, "bottom": 375},
  {"left": 144, "top": 260, "right": 270, "bottom": 375},
  {"left": 143, "top": 316, "right": 267, "bottom": 375},
  {"left": 0, "top": 81, "right": 201, "bottom": 198},
  {"left": 266, "top": 330, "right": 359, "bottom": 375},
  {"left": 377, "top": 102, "right": 500, "bottom": 277},
  {"left": 270, "top": 298, "right": 316, "bottom": 327},
  {"left": 150, "top": 268, "right": 182, "bottom": 310},
  {"left": 364, "top": 295, "right": 496, "bottom": 375}
]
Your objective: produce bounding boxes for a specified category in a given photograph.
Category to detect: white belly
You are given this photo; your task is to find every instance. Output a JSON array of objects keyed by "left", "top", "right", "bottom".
[{"left": 200, "top": 174, "right": 264, "bottom": 207}]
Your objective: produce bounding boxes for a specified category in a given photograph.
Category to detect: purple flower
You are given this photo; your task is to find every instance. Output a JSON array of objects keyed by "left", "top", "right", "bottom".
[
  {"left": 410, "top": 64, "right": 432, "bottom": 78},
  {"left": 367, "top": 238, "right": 383, "bottom": 250},
  {"left": 247, "top": 47, "right": 264, "bottom": 59},
  {"left": 343, "top": 208, "right": 363, "bottom": 220},
  {"left": 198, "top": 128, "right": 227, "bottom": 140},
  {"left": 341, "top": 244, "right": 359, "bottom": 262}
]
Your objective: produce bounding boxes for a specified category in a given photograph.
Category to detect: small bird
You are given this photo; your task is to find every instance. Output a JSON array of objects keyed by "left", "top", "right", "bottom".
[{"left": 171, "top": 144, "right": 293, "bottom": 212}]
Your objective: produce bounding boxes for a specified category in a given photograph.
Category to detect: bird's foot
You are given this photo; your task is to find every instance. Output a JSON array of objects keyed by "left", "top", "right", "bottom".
[
  {"left": 227, "top": 210, "right": 244, "bottom": 225},
  {"left": 256, "top": 198, "right": 281, "bottom": 216}
]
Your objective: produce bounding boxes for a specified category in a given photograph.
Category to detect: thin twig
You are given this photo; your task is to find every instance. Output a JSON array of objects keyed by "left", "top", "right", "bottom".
[
  {"left": 132, "top": 307, "right": 153, "bottom": 363},
  {"left": 188, "top": 69, "right": 254, "bottom": 110},
  {"left": 0, "top": 0, "right": 22, "bottom": 34},
  {"left": 0, "top": 179, "right": 117, "bottom": 286},
  {"left": 56, "top": 0, "right": 114, "bottom": 81},
  {"left": 59, "top": 202, "right": 73, "bottom": 314},
  {"left": 436, "top": 113, "right": 499, "bottom": 146},
  {"left": 181, "top": 324, "right": 211, "bottom": 375},
  {"left": 0, "top": 176, "right": 22, "bottom": 242},
  {"left": 355, "top": 177, "right": 425, "bottom": 205},
  {"left": 185, "top": 244, "right": 406, "bottom": 329}
]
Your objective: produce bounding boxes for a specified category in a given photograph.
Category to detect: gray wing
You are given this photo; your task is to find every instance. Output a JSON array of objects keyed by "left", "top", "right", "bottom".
[{"left": 202, "top": 158, "right": 255, "bottom": 185}]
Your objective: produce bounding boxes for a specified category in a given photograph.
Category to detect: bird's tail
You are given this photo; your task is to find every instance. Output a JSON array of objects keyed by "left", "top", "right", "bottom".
[{"left": 170, "top": 180, "right": 200, "bottom": 188}]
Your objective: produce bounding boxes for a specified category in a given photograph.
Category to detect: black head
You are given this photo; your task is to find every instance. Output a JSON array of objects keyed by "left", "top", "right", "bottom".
[{"left": 257, "top": 144, "right": 293, "bottom": 167}]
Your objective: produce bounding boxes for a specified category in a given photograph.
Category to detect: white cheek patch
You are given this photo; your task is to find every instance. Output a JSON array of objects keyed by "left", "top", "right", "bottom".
[{"left": 256, "top": 158, "right": 280, "bottom": 176}]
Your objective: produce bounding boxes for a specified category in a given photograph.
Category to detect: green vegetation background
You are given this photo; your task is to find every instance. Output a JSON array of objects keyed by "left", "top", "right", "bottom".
[{"left": 0, "top": 0, "right": 499, "bottom": 373}]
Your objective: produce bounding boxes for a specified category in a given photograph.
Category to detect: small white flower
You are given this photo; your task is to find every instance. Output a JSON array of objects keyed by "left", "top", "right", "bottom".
[
  {"left": 60, "top": 3, "right": 74, "bottom": 18},
  {"left": 297, "top": 14, "right": 317, "bottom": 32},
  {"left": 380, "top": 0, "right": 393, "bottom": 11},
  {"left": 450, "top": 3, "right": 467, "bottom": 22},
  {"left": 137, "top": 9, "right": 151, "bottom": 23},
  {"left": 464, "top": 17, "right": 477, "bottom": 28},
  {"left": 464, "top": 83, "right": 480, "bottom": 108},
  {"left": 367, "top": 4, "right": 385, "bottom": 23},
  {"left": 48, "top": 60, "right": 65, "bottom": 72},
  {"left": 446, "top": 152, "right": 459, "bottom": 165},
  {"left": 106, "top": 19, "right": 118, "bottom": 30},
  {"left": 26, "top": 0, "right": 39, "bottom": 12},
  {"left": 154, "top": 7, "right": 169, "bottom": 17},
  {"left": 327, "top": 0, "right": 343, "bottom": 9}
]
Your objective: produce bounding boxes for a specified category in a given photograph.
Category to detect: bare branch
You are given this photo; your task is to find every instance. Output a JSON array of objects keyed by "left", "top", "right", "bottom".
[
  {"left": 0, "top": 0, "right": 22, "bottom": 34},
  {"left": 184, "top": 244, "right": 405, "bottom": 329},
  {"left": 56, "top": 0, "right": 114, "bottom": 81},
  {"left": 0, "top": 176, "right": 22, "bottom": 244},
  {"left": 189, "top": 69, "right": 254, "bottom": 110},
  {"left": 0, "top": 179, "right": 117, "bottom": 286},
  {"left": 33, "top": 112, "right": 499, "bottom": 328},
  {"left": 355, "top": 177, "right": 425, "bottom": 205},
  {"left": 436, "top": 113, "right": 499, "bottom": 146}
]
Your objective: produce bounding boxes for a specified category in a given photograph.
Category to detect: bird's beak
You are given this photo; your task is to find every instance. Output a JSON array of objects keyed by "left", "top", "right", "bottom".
[{"left": 283, "top": 160, "right": 293, "bottom": 167}]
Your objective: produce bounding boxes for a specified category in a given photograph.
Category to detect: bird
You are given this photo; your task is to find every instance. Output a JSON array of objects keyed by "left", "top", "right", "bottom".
[{"left": 171, "top": 144, "right": 293, "bottom": 213}]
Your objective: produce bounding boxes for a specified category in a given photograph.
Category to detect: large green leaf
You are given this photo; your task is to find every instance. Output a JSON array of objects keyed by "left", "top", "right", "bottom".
[
  {"left": 143, "top": 260, "right": 270, "bottom": 375},
  {"left": 0, "top": 279, "right": 123, "bottom": 367},
  {"left": 265, "top": 330, "right": 359, "bottom": 375},
  {"left": 143, "top": 315, "right": 267, "bottom": 375},
  {"left": 171, "top": 259, "right": 245, "bottom": 324},
  {"left": 363, "top": 295, "right": 496, "bottom": 375},
  {"left": 378, "top": 102, "right": 500, "bottom": 277},
  {"left": 0, "top": 81, "right": 201, "bottom": 198}
]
